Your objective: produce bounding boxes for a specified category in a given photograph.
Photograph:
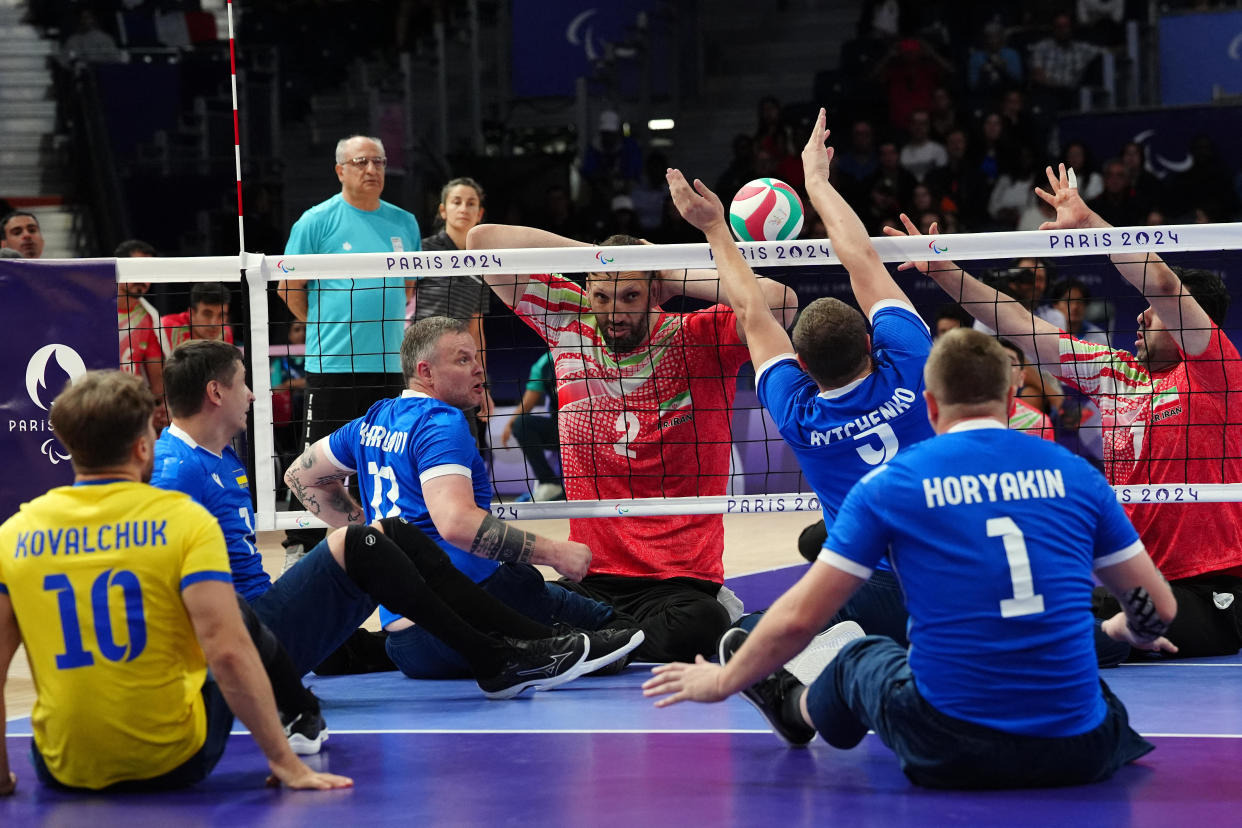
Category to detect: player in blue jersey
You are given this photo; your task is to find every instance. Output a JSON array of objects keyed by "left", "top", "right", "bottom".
[
  {"left": 0, "top": 371, "right": 350, "bottom": 793},
  {"left": 645, "top": 329, "right": 1177, "bottom": 789},
  {"left": 156, "top": 341, "right": 634, "bottom": 699},
  {"left": 668, "top": 109, "right": 935, "bottom": 654},
  {"left": 285, "top": 317, "right": 643, "bottom": 680}
]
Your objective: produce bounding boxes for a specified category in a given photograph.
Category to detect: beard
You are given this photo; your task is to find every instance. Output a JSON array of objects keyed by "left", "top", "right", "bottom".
[{"left": 600, "top": 319, "right": 648, "bottom": 351}]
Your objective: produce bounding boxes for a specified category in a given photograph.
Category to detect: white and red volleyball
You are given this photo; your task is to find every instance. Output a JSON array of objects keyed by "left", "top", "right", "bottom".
[{"left": 728, "top": 178, "right": 804, "bottom": 242}]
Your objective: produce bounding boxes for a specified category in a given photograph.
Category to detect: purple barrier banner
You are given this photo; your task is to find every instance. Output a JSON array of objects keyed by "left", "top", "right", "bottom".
[{"left": 0, "top": 259, "right": 118, "bottom": 519}]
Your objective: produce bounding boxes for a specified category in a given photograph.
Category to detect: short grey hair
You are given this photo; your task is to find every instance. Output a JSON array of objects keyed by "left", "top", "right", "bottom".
[
  {"left": 401, "top": 316, "right": 470, "bottom": 384},
  {"left": 335, "top": 135, "right": 386, "bottom": 164}
]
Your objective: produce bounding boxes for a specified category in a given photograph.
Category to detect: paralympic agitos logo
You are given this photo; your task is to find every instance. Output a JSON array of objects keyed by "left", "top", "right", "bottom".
[{"left": 19, "top": 344, "right": 87, "bottom": 464}]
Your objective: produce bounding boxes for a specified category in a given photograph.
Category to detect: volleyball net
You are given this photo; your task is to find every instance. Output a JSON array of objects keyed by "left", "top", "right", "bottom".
[{"left": 101, "top": 222, "right": 1242, "bottom": 531}]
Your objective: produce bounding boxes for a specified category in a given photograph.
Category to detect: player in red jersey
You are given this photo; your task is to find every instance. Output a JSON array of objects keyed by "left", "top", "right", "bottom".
[
  {"left": 998, "top": 339, "right": 1055, "bottom": 440},
  {"left": 469, "top": 226, "right": 797, "bottom": 661},
  {"left": 888, "top": 164, "right": 1242, "bottom": 658}
]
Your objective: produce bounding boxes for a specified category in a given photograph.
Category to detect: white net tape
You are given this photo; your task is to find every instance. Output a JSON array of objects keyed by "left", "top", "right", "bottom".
[{"left": 110, "top": 223, "right": 1242, "bottom": 529}]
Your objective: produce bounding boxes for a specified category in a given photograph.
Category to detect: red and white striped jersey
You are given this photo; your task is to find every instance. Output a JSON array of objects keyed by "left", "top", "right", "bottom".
[
  {"left": 508, "top": 274, "right": 750, "bottom": 582},
  {"left": 1056, "top": 326, "right": 1242, "bottom": 579}
]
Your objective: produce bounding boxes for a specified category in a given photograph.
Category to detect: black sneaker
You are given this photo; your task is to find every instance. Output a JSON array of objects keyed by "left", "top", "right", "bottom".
[
  {"left": 478, "top": 633, "right": 591, "bottom": 700},
  {"left": 581, "top": 628, "right": 645, "bottom": 676},
  {"left": 283, "top": 710, "right": 328, "bottom": 755},
  {"left": 718, "top": 628, "right": 815, "bottom": 747}
]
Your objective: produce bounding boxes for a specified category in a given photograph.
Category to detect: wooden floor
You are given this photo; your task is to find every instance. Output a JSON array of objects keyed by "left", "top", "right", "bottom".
[{"left": 3, "top": 513, "right": 812, "bottom": 719}]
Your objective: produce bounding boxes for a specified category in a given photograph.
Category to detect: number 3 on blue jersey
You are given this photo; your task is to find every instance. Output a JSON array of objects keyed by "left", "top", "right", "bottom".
[{"left": 853, "top": 422, "right": 900, "bottom": 465}]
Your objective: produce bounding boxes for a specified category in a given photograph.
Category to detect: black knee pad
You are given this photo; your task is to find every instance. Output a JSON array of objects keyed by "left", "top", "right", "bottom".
[{"left": 379, "top": 516, "right": 454, "bottom": 572}]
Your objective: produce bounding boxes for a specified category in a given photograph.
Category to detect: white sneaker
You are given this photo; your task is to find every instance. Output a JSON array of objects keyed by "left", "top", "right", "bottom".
[
  {"left": 716, "top": 585, "right": 745, "bottom": 624},
  {"left": 784, "top": 620, "right": 865, "bottom": 685},
  {"left": 533, "top": 482, "right": 565, "bottom": 502}
]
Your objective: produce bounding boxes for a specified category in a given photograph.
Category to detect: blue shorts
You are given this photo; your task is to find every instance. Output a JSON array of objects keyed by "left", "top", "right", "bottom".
[
  {"left": 805, "top": 636, "right": 1154, "bottom": 789},
  {"left": 32, "top": 680, "right": 233, "bottom": 792},
  {"left": 251, "top": 539, "right": 377, "bottom": 676}
]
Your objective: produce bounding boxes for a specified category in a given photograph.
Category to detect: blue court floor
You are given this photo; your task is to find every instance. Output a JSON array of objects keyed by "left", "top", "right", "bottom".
[{"left": 4, "top": 566, "right": 1241, "bottom": 827}]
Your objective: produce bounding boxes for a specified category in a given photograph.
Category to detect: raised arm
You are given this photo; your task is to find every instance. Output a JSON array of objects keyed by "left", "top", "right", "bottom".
[
  {"left": 284, "top": 440, "right": 366, "bottom": 527},
  {"left": 1035, "top": 164, "right": 1212, "bottom": 356},
  {"left": 801, "top": 109, "right": 909, "bottom": 316},
  {"left": 666, "top": 169, "right": 795, "bottom": 368},
  {"left": 0, "top": 596, "right": 20, "bottom": 796},
  {"left": 422, "top": 473, "right": 590, "bottom": 581},
  {"left": 467, "top": 224, "right": 590, "bottom": 309},
  {"left": 882, "top": 215, "right": 1065, "bottom": 370},
  {"left": 182, "top": 580, "right": 352, "bottom": 789},
  {"left": 658, "top": 265, "right": 797, "bottom": 331}
]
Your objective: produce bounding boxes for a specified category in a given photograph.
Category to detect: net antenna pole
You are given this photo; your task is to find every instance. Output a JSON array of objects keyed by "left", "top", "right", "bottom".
[{"left": 227, "top": 0, "right": 245, "bottom": 254}]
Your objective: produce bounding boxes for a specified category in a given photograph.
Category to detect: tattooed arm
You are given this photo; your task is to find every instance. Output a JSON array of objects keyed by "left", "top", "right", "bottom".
[
  {"left": 1096, "top": 544, "right": 1178, "bottom": 653},
  {"left": 283, "top": 440, "right": 365, "bottom": 528},
  {"left": 422, "top": 473, "right": 591, "bottom": 581}
]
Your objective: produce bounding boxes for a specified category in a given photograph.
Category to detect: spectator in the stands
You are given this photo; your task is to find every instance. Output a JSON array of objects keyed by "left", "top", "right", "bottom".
[
  {"left": 716, "top": 135, "right": 759, "bottom": 202},
  {"left": 872, "top": 36, "right": 953, "bottom": 132},
  {"left": 1088, "top": 159, "right": 1148, "bottom": 227},
  {"left": 898, "top": 110, "right": 947, "bottom": 182},
  {"left": 754, "top": 96, "right": 803, "bottom": 190},
  {"left": 1029, "top": 12, "right": 1107, "bottom": 110},
  {"left": 0, "top": 211, "right": 44, "bottom": 259},
  {"left": 927, "top": 87, "right": 961, "bottom": 143},
  {"left": 998, "top": 89, "right": 1044, "bottom": 153},
  {"left": 926, "top": 128, "right": 988, "bottom": 229},
  {"left": 833, "top": 119, "right": 879, "bottom": 206},
  {"left": 932, "top": 302, "right": 974, "bottom": 340},
  {"left": 630, "top": 151, "right": 671, "bottom": 233},
  {"left": 967, "top": 22, "right": 1023, "bottom": 102},
  {"left": 987, "top": 145, "right": 1040, "bottom": 230},
  {"left": 866, "top": 140, "right": 917, "bottom": 212},
  {"left": 1048, "top": 278, "right": 1109, "bottom": 346},
  {"left": 974, "top": 111, "right": 1011, "bottom": 188},
  {"left": 1062, "top": 141, "right": 1104, "bottom": 200},
  {"left": 1163, "top": 135, "right": 1238, "bottom": 222},
  {"left": 582, "top": 110, "right": 642, "bottom": 207},
  {"left": 59, "top": 9, "right": 122, "bottom": 66},
  {"left": 1076, "top": 0, "right": 1125, "bottom": 46},
  {"left": 1120, "top": 141, "right": 1161, "bottom": 207}
]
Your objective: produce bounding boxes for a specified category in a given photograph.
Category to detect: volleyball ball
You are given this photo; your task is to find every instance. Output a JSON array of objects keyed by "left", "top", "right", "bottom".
[{"left": 728, "top": 178, "right": 804, "bottom": 242}]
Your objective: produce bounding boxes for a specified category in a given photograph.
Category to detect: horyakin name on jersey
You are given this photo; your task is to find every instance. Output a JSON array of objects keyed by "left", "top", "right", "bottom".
[
  {"left": 922, "top": 469, "right": 1066, "bottom": 509},
  {"left": 808, "top": 387, "right": 918, "bottom": 446}
]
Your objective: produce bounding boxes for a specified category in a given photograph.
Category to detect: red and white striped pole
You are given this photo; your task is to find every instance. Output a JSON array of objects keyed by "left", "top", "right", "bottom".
[{"left": 227, "top": 0, "right": 244, "bottom": 253}]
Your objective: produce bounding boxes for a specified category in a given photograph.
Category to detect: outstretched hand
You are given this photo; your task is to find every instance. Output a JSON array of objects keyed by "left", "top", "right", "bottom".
[
  {"left": 1034, "top": 163, "right": 1094, "bottom": 231},
  {"left": 800, "top": 107, "right": 835, "bottom": 184},
  {"left": 880, "top": 213, "right": 939, "bottom": 273},
  {"left": 666, "top": 169, "right": 727, "bottom": 235},
  {"left": 642, "top": 655, "right": 728, "bottom": 707}
]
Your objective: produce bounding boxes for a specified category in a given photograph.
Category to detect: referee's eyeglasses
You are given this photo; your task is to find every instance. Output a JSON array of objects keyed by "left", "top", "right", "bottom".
[{"left": 343, "top": 157, "right": 387, "bottom": 169}]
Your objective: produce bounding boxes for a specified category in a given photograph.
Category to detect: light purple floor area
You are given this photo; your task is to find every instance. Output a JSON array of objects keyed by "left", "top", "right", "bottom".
[{"left": 3, "top": 565, "right": 1240, "bottom": 825}]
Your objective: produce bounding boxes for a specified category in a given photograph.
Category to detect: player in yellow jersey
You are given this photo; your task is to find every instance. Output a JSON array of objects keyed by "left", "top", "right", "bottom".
[{"left": 0, "top": 371, "right": 352, "bottom": 794}]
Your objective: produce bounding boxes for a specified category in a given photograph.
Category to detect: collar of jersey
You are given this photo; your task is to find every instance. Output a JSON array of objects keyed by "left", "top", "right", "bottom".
[
  {"left": 401, "top": 390, "right": 431, "bottom": 399},
  {"left": 74, "top": 477, "right": 129, "bottom": 486},
  {"left": 168, "top": 423, "right": 223, "bottom": 458},
  {"left": 947, "top": 417, "right": 1006, "bottom": 433},
  {"left": 817, "top": 372, "right": 869, "bottom": 399}
]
